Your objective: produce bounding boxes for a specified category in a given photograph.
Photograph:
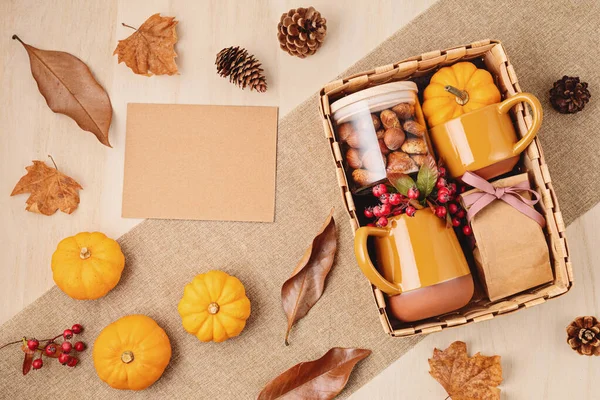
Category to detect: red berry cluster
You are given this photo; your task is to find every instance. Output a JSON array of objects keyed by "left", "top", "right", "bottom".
[
  {"left": 428, "top": 167, "right": 472, "bottom": 236},
  {"left": 363, "top": 184, "right": 416, "bottom": 228},
  {"left": 3, "top": 324, "right": 87, "bottom": 374},
  {"left": 362, "top": 167, "right": 472, "bottom": 235}
]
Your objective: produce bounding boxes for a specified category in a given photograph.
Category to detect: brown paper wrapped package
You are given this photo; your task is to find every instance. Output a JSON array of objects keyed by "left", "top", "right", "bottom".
[{"left": 461, "top": 173, "right": 553, "bottom": 301}]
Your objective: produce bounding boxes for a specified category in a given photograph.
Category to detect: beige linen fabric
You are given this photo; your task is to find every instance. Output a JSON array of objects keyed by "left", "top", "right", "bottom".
[{"left": 1, "top": 0, "right": 598, "bottom": 398}]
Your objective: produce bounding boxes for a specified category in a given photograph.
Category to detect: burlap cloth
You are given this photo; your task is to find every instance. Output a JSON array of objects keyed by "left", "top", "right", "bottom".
[{"left": 1, "top": 0, "right": 598, "bottom": 398}]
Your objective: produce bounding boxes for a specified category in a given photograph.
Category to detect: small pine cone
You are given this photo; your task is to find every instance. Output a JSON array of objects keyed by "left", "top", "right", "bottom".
[
  {"left": 215, "top": 46, "right": 267, "bottom": 93},
  {"left": 277, "top": 6, "right": 327, "bottom": 58},
  {"left": 549, "top": 76, "right": 591, "bottom": 114},
  {"left": 566, "top": 316, "right": 600, "bottom": 356}
]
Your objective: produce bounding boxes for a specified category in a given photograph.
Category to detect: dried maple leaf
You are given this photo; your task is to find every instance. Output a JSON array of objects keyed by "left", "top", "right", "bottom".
[
  {"left": 282, "top": 208, "right": 336, "bottom": 345},
  {"left": 429, "top": 341, "right": 503, "bottom": 400},
  {"left": 11, "top": 158, "right": 82, "bottom": 216},
  {"left": 12, "top": 35, "right": 113, "bottom": 147},
  {"left": 114, "top": 14, "right": 179, "bottom": 76},
  {"left": 258, "top": 347, "right": 371, "bottom": 400}
]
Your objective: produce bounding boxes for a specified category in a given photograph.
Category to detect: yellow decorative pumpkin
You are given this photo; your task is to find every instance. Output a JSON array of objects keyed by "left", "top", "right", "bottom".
[
  {"left": 422, "top": 61, "right": 501, "bottom": 127},
  {"left": 51, "top": 232, "right": 125, "bottom": 300},
  {"left": 178, "top": 270, "right": 251, "bottom": 343},
  {"left": 93, "top": 315, "right": 171, "bottom": 390}
]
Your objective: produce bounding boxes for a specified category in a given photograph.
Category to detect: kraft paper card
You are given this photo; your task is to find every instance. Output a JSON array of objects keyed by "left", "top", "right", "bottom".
[{"left": 122, "top": 103, "right": 278, "bottom": 222}]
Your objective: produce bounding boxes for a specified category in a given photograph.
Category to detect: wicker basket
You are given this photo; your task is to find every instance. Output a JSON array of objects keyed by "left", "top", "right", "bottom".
[{"left": 318, "top": 39, "right": 573, "bottom": 337}]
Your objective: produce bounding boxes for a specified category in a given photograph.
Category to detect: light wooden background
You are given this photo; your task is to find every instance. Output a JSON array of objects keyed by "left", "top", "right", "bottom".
[{"left": 1, "top": 1, "right": 597, "bottom": 399}]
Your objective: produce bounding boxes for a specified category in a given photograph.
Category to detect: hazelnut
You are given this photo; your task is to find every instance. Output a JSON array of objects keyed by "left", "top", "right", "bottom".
[
  {"left": 386, "top": 151, "right": 417, "bottom": 174},
  {"left": 378, "top": 139, "right": 390, "bottom": 156},
  {"left": 355, "top": 114, "right": 381, "bottom": 133},
  {"left": 401, "top": 138, "right": 427, "bottom": 154},
  {"left": 380, "top": 109, "right": 400, "bottom": 129},
  {"left": 383, "top": 127, "right": 406, "bottom": 151},
  {"left": 346, "top": 148, "right": 362, "bottom": 169},
  {"left": 376, "top": 129, "right": 385, "bottom": 140},
  {"left": 411, "top": 154, "right": 428, "bottom": 166},
  {"left": 391, "top": 103, "right": 415, "bottom": 120},
  {"left": 352, "top": 168, "right": 373, "bottom": 187},
  {"left": 362, "top": 148, "right": 385, "bottom": 171},
  {"left": 371, "top": 114, "right": 381, "bottom": 130},
  {"left": 346, "top": 131, "right": 362, "bottom": 149},
  {"left": 403, "top": 120, "right": 426, "bottom": 137},
  {"left": 337, "top": 122, "right": 355, "bottom": 142}
]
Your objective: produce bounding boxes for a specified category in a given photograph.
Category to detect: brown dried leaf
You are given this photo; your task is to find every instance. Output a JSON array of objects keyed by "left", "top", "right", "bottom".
[
  {"left": 21, "top": 345, "right": 34, "bottom": 376},
  {"left": 12, "top": 35, "right": 113, "bottom": 147},
  {"left": 429, "top": 341, "right": 503, "bottom": 400},
  {"left": 282, "top": 208, "right": 336, "bottom": 345},
  {"left": 114, "top": 14, "right": 178, "bottom": 76},
  {"left": 11, "top": 159, "right": 82, "bottom": 216},
  {"left": 258, "top": 347, "right": 371, "bottom": 400}
]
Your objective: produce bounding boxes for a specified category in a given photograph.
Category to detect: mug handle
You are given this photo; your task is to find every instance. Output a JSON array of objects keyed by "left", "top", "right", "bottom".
[
  {"left": 354, "top": 226, "right": 402, "bottom": 295},
  {"left": 497, "top": 92, "right": 543, "bottom": 156}
]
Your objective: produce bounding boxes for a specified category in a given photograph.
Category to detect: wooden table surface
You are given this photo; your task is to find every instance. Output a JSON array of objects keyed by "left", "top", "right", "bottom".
[{"left": 1, "top": 1, "right": 597, "bottom": 399}]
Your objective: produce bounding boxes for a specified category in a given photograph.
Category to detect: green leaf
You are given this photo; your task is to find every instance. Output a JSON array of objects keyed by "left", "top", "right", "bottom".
[
  {"left": 389, "top": 173, "right": 415, "bottom": 196},
  {"left": 416, "top": 156, "right": 438, "bottom": 198}
]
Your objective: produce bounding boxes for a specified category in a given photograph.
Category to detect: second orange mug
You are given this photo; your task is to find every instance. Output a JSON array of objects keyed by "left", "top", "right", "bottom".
[
  {"left": 354, "top": 210, "right": 474, "bottom": 322},
  {"left": 429, "top": 92, "right": 542, "bottom": 180}
]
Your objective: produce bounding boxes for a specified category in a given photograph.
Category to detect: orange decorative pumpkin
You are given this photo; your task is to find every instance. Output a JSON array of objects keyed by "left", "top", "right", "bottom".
[
  {"left": 422, "top": 61, "right": 501, "bottom": 127},
  {"left": 93, "top": 315, "right": 171, "bottom": 390},
  {"left": 178, "top": 270, "right": 251, "bottom": 343},
  {"left": 51, "top": 232, "right": 125, "bottom": 300}
]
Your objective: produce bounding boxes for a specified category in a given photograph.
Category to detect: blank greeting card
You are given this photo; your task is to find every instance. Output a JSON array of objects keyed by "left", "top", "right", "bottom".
[{"left": 122, "top": 103, "right": 278, "bottom": 222}]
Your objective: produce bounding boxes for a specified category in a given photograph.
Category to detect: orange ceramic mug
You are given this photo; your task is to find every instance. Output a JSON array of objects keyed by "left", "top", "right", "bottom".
[
  {"left": 429, "top": 93, "right": 542, "bottom": 179},
  {"left": 354, "top": 209, "right": 473, "bottom": 322}
]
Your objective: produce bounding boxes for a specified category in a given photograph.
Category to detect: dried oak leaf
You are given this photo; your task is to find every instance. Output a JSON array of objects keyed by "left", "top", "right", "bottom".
[
  {"left": 12, "top": 35, "right": 113, "bottom": 147},
  {"left": 282, "top": 208, "right": 336, "bottom": 345},
  {"left": 114, "top": 14, "right": 178, "bottom": 76},
  {"left": 21, "top": 344, "right": 35, "bottom": 376},
  {"left": 429, "top": 341, "right": 503, "bottom": 400},
  {"left": 258, "top": 347, "right": 371, "bottom": 400},
  {"left": 11, "top": 159, "right": 82, "bottom": 216}
]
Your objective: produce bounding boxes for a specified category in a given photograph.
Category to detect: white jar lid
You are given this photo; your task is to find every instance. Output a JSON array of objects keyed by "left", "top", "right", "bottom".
[{"left": 330, "top": 81, "right": 419, "bottom": 124}]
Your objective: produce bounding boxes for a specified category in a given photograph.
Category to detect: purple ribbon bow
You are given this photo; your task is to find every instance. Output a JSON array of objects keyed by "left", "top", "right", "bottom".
[{"left": 461, "top": 172, "right": 546, "bottom": 227}]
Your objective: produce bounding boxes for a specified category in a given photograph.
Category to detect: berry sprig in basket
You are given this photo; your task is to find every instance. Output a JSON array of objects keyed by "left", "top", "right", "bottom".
[
  {"left": 0, "top": 323, "right": 87, "bottom": 374},
  {"left": 363, "top": 156, "right": 472, "bottom": 235}
]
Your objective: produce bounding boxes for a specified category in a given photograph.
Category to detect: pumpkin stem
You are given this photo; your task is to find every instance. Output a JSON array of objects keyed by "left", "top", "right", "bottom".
[
  {"left": 79, "top": 247, "right": 91, "bottom": 260},
  {"left": 121, "top": 350, "right": 134, "bottom": 364},
  {"left": 207, "top": 302, "right": 220, "bottom": 315},
  {"left": 444, "top": 85, "right": 469, "bottom": 106}
]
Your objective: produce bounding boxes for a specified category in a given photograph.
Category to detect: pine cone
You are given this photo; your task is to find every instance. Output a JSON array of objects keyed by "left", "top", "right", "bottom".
[
  {"left": 215, "top": 47, "right": 267, "bottom": 93},
  {"left": 277, "top": 6, "right": 327, "bottom": 58},
  {"left": 549, "top": 76, "right": 591, "bottom": 114},
  {"left": 566, "top": 316, "right": 600, "bottom": 356}
]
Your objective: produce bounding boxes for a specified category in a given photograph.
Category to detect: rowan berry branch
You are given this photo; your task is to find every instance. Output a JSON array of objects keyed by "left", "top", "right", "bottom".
[{"left": 0, "top": 334, "right": 64, "bottom": 351}]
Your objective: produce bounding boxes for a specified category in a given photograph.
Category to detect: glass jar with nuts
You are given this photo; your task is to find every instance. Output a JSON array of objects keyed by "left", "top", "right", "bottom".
[{"left": 330, "top": 81, "right": 432, "bottom": 194}]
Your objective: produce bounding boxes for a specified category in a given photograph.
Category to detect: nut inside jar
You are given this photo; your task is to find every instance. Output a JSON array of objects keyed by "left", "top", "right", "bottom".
[
  {"left": 330, "top": 82, "right": 431, "bottom": 194},
  {"left": 338, "top": 114, "right": 387, "bottom": 189}
]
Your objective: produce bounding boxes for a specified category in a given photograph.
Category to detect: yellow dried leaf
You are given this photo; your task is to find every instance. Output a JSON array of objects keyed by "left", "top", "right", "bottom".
[
  {"left": 114, "top": 13, "right": 178, "bottom": 76},
  {"left": 11, "top": 159, "right": 82, "bottom": 216},
  {"left": 428, "top": 341, "right": 502, "bottom": 400}
]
